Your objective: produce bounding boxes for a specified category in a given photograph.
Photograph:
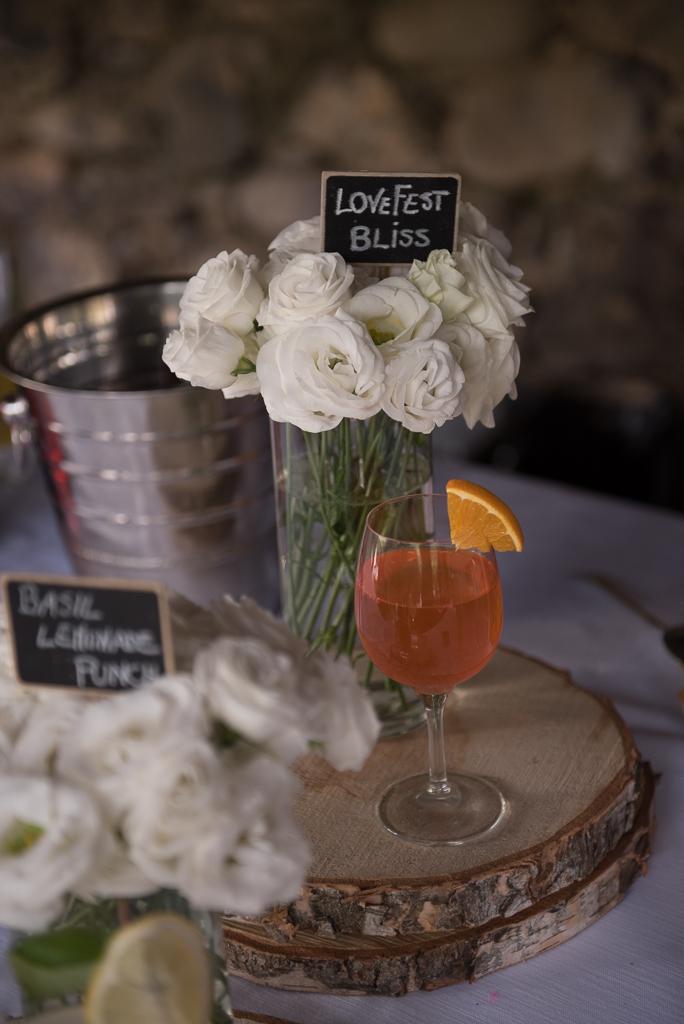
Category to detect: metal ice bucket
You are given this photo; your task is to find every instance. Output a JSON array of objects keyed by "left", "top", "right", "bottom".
[{"left": 0, "top": 280, "right": 277, "bottom": 607}]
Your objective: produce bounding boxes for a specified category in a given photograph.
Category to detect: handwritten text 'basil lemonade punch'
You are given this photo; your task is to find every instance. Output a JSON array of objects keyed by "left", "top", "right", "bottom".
[{"left": 2, "top": 574, "right": 174, "bottom": 693}]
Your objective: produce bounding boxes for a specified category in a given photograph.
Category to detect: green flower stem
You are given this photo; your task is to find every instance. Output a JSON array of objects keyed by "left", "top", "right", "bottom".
[
  {"left": 302, "top": 432, "right": 356, "bottom": 579},
  {"left": 302, "top": 558, "right": 344, "bottom": 642},
  {"left": 343, "top": 417, "right": 351, "bottom": 499},
  {"left": 276, "top": 414, "right": 431, "bottom": 695},
  {"left": 289, "top": 524, "right": 329, "bottom": 625},
  {"left": 282, "top": 423, "right": 301, "bottom": 633}
]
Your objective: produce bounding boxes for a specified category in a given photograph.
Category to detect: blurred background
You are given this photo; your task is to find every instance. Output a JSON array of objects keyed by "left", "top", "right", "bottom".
[{"left": 1, "top": 0, "right": 683, "bottom": 510}]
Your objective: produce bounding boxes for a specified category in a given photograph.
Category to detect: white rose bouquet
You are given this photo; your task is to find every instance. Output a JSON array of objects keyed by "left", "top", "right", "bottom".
[
  {"left": 163, "top": 205, "right": 531, "bottom": 723},
  {"left": 163, "top": 203, "right": 531, "bottom": 434},
  {"left": 0, "top": 602, "right": 379, "bottom": 1013}
]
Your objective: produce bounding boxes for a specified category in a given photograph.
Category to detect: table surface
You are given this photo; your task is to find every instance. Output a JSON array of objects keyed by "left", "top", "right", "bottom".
[{"left": 1, "top": 460, "right": 683, "bottom": 1024}]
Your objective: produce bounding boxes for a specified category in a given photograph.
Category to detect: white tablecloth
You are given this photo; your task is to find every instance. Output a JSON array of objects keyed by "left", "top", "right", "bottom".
[{"left": 1, "top": 463, "right": 683, "bottom": 1024}]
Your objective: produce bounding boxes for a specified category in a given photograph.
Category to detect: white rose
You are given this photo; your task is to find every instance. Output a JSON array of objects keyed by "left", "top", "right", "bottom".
[
  {"left": 0, "top": 728, "right": 12, "bottom": 770},
  {"left": 299, "top": 650, "right": 380, "bottom": 771},
  {"left": 176, "top": 752, "right": 309, "bottom": 914},
  {"left": 165, "top": 593, "right": 379, "bottom": 771},
  {"left": 381, "top": 337, "right": 465, "bottom": 434},
  {"left": 124, "top": 735, "right": 228, "bottom": 889},
  {"left": 163, "top": 311, "right": 254, "bottom": 391},
  {"left": 343, "top": 276, "right": 442, "bottom": 345},
  {"left": 198, "top": 599, "right": 379, "bottom": 771},
  {"left": 0, "top": 690, "right": 35, "bottom": 744},
  {"left": 256, "top": 314, "right": 384, "bottom": 432},
  {"left": 57, "top": 674, "right": 207, "bottom": 821},
  {"left": 262, "top": 249, "right": 291, "bottom": 284},
  {"left": 220, "top": 331, "right": 261, "bottom": 399},
  {"left": 438, "top": 322, "right": 520, "bottom": 428},
  {"left": 459, "top": 205, "right": 532, "bottom": 318},
  {"left": 408, "top": 249, "right": 472, "bottom": 323},
  {"left": 268, "top": 216, "right": 321, "bottom": 255},
  {"left": 265, "top": 217, "right": 322, "bottom": 285},
  {"left": 259, "top": 252, "right": 354, "bottom": 334},
  {"left": 11, "top": 697, "right": 84, "bottom": 775},
  {"left": 76, "top": 831, "right": 156, "bottom": 900},
  {"left": 454, "top": 238, "right": 531, "bottom": 337},
  {"left": 0, "top": 775, "right": 102, "bottom": 929},
  {"left": 0, "top": 618, "right": 37, "bottom": 738},
  {"left": 0, "top": 686, "right": 35, "bottom": 767},
  {"left": 459, "top": 201, "right": 513, "bottom": 260},
  {"left": 194, "top": 636, "right": 310, "bottom": 763},
  {"left": 0, "top": 612, "right": 17, "bottom": 678},
  {"left": 179, "top": 249, "right": 264, "bottom": 337}
]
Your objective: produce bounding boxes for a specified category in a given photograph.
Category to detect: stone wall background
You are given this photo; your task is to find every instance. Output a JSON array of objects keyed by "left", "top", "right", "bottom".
[{"left": 1, "top": 0, "right": 683, "bottom": 504}]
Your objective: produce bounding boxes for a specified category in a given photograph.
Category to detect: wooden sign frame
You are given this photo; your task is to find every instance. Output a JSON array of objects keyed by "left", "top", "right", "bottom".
[
  {"left": 320, "top": 170, "right": 461, "bottom": 265},
  {"left": 1, "top": 572, "right": 175, "bottom": 693}
]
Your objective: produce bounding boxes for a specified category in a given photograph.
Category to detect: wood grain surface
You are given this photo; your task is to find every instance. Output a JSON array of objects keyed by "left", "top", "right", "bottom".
[
  {"left": 232, "top": 649, "right": 642, "bottom": 938},
  {"left": 225, "top": 764, "right": 653, "bottom": 996}
]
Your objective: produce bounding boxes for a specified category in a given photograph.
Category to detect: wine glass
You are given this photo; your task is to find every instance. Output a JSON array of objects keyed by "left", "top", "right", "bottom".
[{"left": 355, "top": 492, "right": 507, "bottom": 845}]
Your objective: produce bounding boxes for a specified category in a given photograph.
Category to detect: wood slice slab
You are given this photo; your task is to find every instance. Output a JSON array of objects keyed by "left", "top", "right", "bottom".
[
  {"left": 239, "top": 650, "right": 642, "bottom": 939},
  {"left": 225, "top": 765, "right": 653, "bottom": 996}
]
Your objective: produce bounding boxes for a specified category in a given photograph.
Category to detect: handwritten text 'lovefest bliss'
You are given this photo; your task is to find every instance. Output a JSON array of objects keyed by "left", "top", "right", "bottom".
[{"left": 333, "top": 182, "right": 453, "bottom": 253}]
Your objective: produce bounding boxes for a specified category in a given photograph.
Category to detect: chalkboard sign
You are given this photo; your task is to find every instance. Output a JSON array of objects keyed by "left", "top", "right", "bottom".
[
  {"left": 1, "top": 574, "right": 174, "bottom": 693},
  {"left": 321, "top": 171, "right": 461, "bottom": 265}
]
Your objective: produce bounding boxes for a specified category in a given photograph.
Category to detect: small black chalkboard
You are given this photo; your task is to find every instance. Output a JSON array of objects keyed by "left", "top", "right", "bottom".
[
  {"left": 1, "top": 574, "right": 175, "bottom": 693},
  {"left": 321, "top": 171, "right": 461, "bottom": 265}
]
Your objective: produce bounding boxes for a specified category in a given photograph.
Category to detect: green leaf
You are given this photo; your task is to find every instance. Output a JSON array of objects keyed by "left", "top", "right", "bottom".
[
  {"left": 11, "top": 927, "right": 108, "bottom": 1001},
  {"left": 235, "top": 356, "right": 256, "bottom": 375},
  {"left": 212, "top": 720, "right": 243, "bottom": 748},
  {"left": 1, "top": 819, "right": 44, "bottom": 855}
]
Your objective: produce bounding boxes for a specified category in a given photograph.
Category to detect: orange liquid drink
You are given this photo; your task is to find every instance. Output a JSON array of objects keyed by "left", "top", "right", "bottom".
[{"left": 355, "top": 547, "right": 503, "bottom": 694}]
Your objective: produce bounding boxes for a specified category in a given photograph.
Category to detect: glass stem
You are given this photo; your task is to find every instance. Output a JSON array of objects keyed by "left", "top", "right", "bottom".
[{"left": 424, "top": 693, "right": 451, "bottom": 796}]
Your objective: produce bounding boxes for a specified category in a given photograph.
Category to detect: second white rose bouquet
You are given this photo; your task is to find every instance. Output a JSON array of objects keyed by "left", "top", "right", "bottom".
[
  {"left": 0, "top": 598, "right": 379, "bottom": 1012},
  {"left": 162, "top": 205, "right": 532, "bottom": 730}
]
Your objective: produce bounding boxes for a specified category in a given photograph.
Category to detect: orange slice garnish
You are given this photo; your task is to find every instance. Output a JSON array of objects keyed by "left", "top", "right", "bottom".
[{"left": 446, "top": 479, "right": 524, "bottom": 552}]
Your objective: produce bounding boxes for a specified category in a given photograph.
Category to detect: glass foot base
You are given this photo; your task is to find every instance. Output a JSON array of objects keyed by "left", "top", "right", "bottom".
[{"left": 378, "top": 772, "right": 507, "bottom": 846}]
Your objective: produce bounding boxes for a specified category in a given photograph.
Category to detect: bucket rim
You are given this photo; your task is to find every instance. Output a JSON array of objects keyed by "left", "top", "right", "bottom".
[{"left": 0, "top": 275, "right": 191, "bottom": 398}]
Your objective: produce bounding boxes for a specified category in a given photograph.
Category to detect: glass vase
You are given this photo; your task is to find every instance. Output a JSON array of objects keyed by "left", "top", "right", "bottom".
[
  {"left": 270, "top": 412, "right": 433, "bottom": 737},
  {"left": 13, "top": 891, "right": 233, "bottom": 1022}
]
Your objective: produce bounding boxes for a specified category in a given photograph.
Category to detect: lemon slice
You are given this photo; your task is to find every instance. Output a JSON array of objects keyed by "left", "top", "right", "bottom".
[
  {"left": 83, "top": 913, "right": 212, "bottom": 1024},
  {"left": 446, "top": 478, "right": 524, "bottom": 552}
]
